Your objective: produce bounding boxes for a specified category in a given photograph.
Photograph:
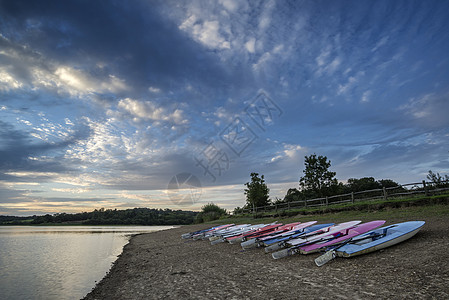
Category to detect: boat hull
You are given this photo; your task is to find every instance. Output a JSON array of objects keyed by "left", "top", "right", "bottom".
[
  {"left": 337, "top": 221, "right": 425, "bottom": 258},
  {"left": 299, "top": 220, "right": 386, "bottom": 254}
]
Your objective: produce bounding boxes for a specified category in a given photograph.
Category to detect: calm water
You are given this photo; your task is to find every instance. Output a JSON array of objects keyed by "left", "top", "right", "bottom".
[{"left": 0, "top": 226, "right": 176, "bottom": 300}]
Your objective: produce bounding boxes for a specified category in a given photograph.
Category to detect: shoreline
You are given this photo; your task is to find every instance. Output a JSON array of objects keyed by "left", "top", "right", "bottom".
[{"left": 84, "top": 218, "right": 449, "bottom": 299}]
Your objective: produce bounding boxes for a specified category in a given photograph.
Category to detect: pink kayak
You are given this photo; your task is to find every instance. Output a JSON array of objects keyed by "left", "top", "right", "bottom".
[
  {"left": 258, "top": 221, "right": 318, "bottom": 242},
  {"left": 272, "top": 221, "right": 362, "bottom": 259},
  {"left": 191, "top": 224, "right": 235, "bottom": 239},
  {"left": 299, "top": 220, "right": 386, "bottom": 254},
  {"left": 288, "top": 221, "right": 362, "bottom": 246},
  {"left": 240, "top": 222, "right": 308, "bottom": 249},
  {"left": 227, "top": 223, "right": 281, "bottom": 243},
  {"left": 244, "top": 222, "right": 302, "bottom": 240}
]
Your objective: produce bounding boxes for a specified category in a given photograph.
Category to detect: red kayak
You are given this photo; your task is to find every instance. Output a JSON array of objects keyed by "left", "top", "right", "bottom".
[{"left": 227, "top": 223, "right": 282, "bottom": 244}]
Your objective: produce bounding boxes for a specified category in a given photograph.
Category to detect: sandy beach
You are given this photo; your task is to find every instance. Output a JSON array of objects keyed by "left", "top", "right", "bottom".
[{"left": 84, "top": 216, "right": 449, "bottom": 299}]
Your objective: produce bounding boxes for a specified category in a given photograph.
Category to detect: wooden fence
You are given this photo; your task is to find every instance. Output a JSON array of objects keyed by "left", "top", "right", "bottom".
[{"left": 234, "top": 180, "right": 449, "bottom": 215}]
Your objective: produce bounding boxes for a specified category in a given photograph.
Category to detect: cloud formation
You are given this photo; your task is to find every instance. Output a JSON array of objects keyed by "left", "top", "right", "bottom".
[{"left": 1, "top": 0, "right": 449, "bottom": 215}]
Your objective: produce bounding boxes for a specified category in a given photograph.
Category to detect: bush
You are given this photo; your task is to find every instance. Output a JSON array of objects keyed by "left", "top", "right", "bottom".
[{"left": 195, "top": 203, "right": 227, "bottom": 223}]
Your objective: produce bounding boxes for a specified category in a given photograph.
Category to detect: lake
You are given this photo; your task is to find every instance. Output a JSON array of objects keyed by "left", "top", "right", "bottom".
[{"left": 0, "top": 225, "right": 176, "bottom": 300}]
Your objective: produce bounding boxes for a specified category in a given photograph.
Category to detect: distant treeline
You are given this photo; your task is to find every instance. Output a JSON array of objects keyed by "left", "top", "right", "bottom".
[
  {"left": 0, "top": 208, "right": 198, "bottom": 226},
  {"left": 0, "top": 215, "right": 33, "bottom": 225}
]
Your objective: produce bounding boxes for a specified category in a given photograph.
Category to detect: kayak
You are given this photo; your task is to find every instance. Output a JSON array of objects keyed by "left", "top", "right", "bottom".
[
  {"left": 299, "top": 220, "right": 386, "bottom": 254},
  {"left": 221, "top": 224, "right": 273, "bottom": 240},
  {"left": 207, "top": 224, "right": 252, "bottom": 240},
  {"left": 258, "top": 221, "right": 318, "bottom": 243},
  {"left": 192, "top": 224, "right": 236, "bottom": 240},
  {"left": 263, "top": 223, "right": 334, "bottom": 252},
  {"left": 244, "top": 222, "right": 301, "bottom": 240},
  {"left": 210, "top": 224, "right": 267, "bottom": 245},
  {"left": 182, "top": 224, "right": 233, "bottom": 239},
  {"left": 271, "top": 221, "right": 364, "bottom": 259},
  {"left": 240, "top": 222, "right": 305, "bottom": 249},
  {"left": 315, "top": 221, "right": 425, "bottom": 266},
  {"left": 286, "top": 221, "right": 362, "bottom": 247},
  {"left": 228, "top": 223, "right": 281, "bottom": 244}
]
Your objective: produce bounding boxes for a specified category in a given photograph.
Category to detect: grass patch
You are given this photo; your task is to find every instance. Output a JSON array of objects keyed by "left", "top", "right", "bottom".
[
  {"left": 235, "top": 193, "right": 449, "bottom": 218},
  {"left": 208, "top": 194, "right": 449, "bottom": 225}
]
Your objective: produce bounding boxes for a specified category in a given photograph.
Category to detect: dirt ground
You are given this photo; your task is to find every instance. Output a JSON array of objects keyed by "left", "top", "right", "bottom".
[{"left": 84, "top": 215, "right": 449, "bottom": 300}]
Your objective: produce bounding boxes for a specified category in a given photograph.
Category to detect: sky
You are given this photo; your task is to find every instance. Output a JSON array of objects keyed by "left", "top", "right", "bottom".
[{"left": 1, "top": 0, "right": 449, "bottom": 216}]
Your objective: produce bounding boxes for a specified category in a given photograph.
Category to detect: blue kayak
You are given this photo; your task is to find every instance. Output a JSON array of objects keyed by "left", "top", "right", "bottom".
[
  {"left": 315, "top": 221, "right": 426, "bottom": 267},
  {"left": 335, "top": 221, "right": 425, "bottom": 257},
  {"left": 315, "top": 221, "right": 425, "bottom": 266}
]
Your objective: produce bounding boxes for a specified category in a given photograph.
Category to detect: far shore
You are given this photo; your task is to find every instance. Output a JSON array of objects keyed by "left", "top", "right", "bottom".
[{"left": 84, "top": 213, "right": 449, "bottom": 299}]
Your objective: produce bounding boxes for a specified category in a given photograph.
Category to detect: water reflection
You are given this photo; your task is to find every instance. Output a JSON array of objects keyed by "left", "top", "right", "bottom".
[
  {"left": 0, "top": 226, "right": 175, "bottom": 300},
  {"left": 0, "top": 225, "right": 175, "bottom": 234}
]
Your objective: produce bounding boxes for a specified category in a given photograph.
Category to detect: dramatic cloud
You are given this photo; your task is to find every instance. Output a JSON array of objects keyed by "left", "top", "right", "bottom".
[
  {"left": 399, "top": 93, "right": 449, "bottom": 129},
  {"left": 117, "top": 98, "right": 188, "bottom": 125},
  {"left": 1, "top": 0, "right": 448, "bottom": 215}
]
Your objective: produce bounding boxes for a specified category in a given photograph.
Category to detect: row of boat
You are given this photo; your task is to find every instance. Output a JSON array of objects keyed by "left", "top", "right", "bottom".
[{"left": 181, "top": 220, "right": 425, "bottom": 266}]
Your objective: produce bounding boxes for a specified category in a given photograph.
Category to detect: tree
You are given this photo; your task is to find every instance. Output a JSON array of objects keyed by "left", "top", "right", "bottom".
[
  {"left": 195, "top": 203, "right": 227, "bottom": 223},
  {"left": 283, "top": 188, "right": 303, "bottom": 202},
  {"left": 244, "top": 172, "right": 270, "bottom": 210},
  {"left": 378, "top": 179, "right": 401, "bottom": 188},
  {"left": 299, "top": 154, "right": 338, "bottom": 197},
  {"left": 427, "top": 170, "right": 449, "bottom": 188},
  {"left": 201, "top": 203, "right": 227, "bottom": 215},
  {"left": 346, "top": 177, "right": 381, "bottom": 192},
  {"left": 233, "top": 206, "right": 244, "bottom": 215}
]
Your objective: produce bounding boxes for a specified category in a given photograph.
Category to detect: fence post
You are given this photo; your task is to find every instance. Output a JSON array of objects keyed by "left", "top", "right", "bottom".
[
  {"left": 351, "top": 192, "right": 354, "bottom": 203},
  {"left": 325, "top": 196, "right": 328, "bottom": 207},
  {"left": 275, "top": 203, "right": 277, "bottom": 212},
  {"left": 383, "top": 187, "right": 387, "bottom": 200},
  {"left": 423, "top": 180, "right": 429, "bottom": 196},
  {"left": 287, "top": 201, "right": 290, "bottom": 210}
]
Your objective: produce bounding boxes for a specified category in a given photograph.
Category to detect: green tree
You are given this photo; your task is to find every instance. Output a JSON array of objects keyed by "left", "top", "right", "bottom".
[
  {"left": 195, "top": 203, "right": 227, "bottom": 223},
  {"left": 244, "top": 172, "right": 270, "bottom": 210},
  {"left": 346, "top": 177, "right": 381, "bottom": 192},
  {"left": 283, "top": 188, "right": 303, "bottom": 202},
  {"left": 201, "top": 203, "right": 227, "bottom": 215},
  {"left": 233, "top": 206, "right": 244, "bottom": 215},
  {"left": 378, "top": 179, "right": 402, "bottom": 189},
  {"left": 299, "top": 154, "right": 338, "bottom": 197},
  {"left": 427, "top": 170, "right": 449, "bottom": 188}
]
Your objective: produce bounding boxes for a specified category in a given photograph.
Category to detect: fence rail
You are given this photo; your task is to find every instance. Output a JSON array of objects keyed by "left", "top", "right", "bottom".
[{"left": 234, "top": 180, "right": 449, "bottom": 215}]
